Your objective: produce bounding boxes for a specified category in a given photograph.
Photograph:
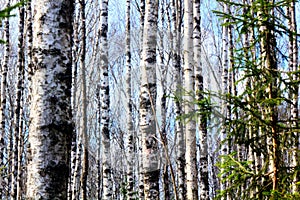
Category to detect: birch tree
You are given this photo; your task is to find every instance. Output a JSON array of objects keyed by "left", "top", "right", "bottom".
[
  {"left": 219, "top": 2, "right": 229, "bottom": 198},
  {"left": 139, "top": 0, "right": 159, "bottom": 199},
  {"left": 171, "top": 0, "right": 186, "bottom": 199},
  {"left": 183, "top": 0, "right": 198, "bottom": 199},
  {"left": 193, "top": 0, "right": 209, "bottom": 198},
  {"left": 11, "top": 2, "right": 25, "bottom": 199},
  {"left": 0, "top": 0, "right": 10, "bottom": 197},
  {"left": 79, "top": 0, "right": 89, "bottom": 199},
  {"left": 138, "top": 0, "right": 146, "bottom": 198},
  {"left": 70, "top": 6, "right": 81, "bottom": 200},
  {"left": 99, "top": 0, "right": 112, "bottom": 199},
  {"left": 26, "top": 0, "right": 74, "bottom": 198},
  {"left": 125, "top": 0, "right": 135, "bottom": 199}
]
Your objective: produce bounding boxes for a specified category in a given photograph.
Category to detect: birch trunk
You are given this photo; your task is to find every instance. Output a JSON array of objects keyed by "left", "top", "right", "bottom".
[
  {"left": 125, "top": 0, "right": 135, "bottom": 199},
  {"left": 72, "top": 130, "right": 82, "bottom": 200},
  {"left": 0, "top": 1, "right": 10, "bottom": 197},
  {"left": 220, "top": 2, "right": 229, "bottom": 198},
  {"left": 140, "top": 0, "right": 159, "bottom": 199},
  {"left": 158, "top": 1, "right": 171, "bottom": 199},
  {"left": 138, "top": 0, "right": 146, "bottom": 198},
  {"left": 171, "top": 0, "right": 186, "bottom": 199},
  {"left": 21, "top": 1, "right": 33, "bottom": 198},
  {"left": 26, "top": 0, "right": 33, "bottom": 83},
  {"left": 99, "top": 0, "right": 112, "bottom": 199},
  {"left": 183, "top": 0, "right": 198, "bottom": 199},
  {"left": 26, "top": 0, "right": 74, "bottom": 198},
  {"left": 96, "top": 93, "right": 102, "bottom": 199},
  {"left": 193, "top": 0, "right": 209, "bottom": 199},
  {"left": 69, "top": 7, "right": 79, "bottom": 200},
  {"left": 12, "top": 3, "right": 25, "bottom": 199},
  {"left": 79, "top": 0, "right": 88, "bottom": 199}
]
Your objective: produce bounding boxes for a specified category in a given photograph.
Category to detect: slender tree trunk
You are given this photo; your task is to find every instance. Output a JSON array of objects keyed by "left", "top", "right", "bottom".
[
  {"left": 68, "top": 128, "right": 77, "bottom": 200},
  {"left": 26, "top": 0, "right": 74, "bottom": 198},
  {"left": 247, "top": 1, "right": 260, "bottom": 196},
  {"left": 183, "top": 0, "right": 198, "bottom": 199},
  {"left": 287, "top": 0, "right": 299, "bottom": 193},
  {"left": 258, "top": 0, "right": 279, "bottom": 192},
  {"left": 12, "top": 3, "right": 25, "bottom": 199},
  {"left": 138, "top": 0, "right": 145, "bottom": 200},
  {"left": 138, "top": 0, "right": 146, "bottom": 199},
  {"left": 96, "top": 90, "right": 102, "bottom": 199},
  {"left": 72, "top": 131, "right": 82, "bottom": 200},
  {"left": 69, "top": 6, "right": 81, "bottom": 200},
  {"left": 171, "top": 0, "right": 186, "bottom": 199},
  {"left": 193, "top": 0, "right": 209, "bottom": 199},
  {"left": 220, "top": 2, "right": 229, "bottom": 199},
  {"left": 158, "top": 1, "right": 171, "bottom": 199},
  {"left": 99, "top": 0, "right": 112, "bottom": 199},
  {"left": 0, "top": 1, "right": 10, "bottom": 198},
  {"left": 139, "top": 0, "right": 159, "bottom": 199},
  {"left": 125, "top": 0, "right": 135, "bottom": 199},
  {"left": 22, "top": 1, "right": 33, "bottom": 197},
  {"left": 79, "top": 0, "right": 88, "bottom": 199}
]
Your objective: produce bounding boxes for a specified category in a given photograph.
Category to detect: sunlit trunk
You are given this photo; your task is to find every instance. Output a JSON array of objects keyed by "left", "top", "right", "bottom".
[
  {"left": 0, "top": 0, "right": 10, "bottom": 198},
  {"left": 99, "top": 0, "right": 112, "bottom": 199},
  {"left": 12, "top": 3, "right": 25, "bottom": 199},
  {"left": 125, "top": 0, "right": 135, "bottom": 199},
  {"left": 193, "top": 0, "right": 209, "bottom": 199},
  {"left": 139, "top": 0, "right": 159, "bottom": 199},
  {"left": 183, "top": 0, "right": 198, "bottom": 199},
  {"left": 26, "top": 0, "right": 74, "bottom": 198}
]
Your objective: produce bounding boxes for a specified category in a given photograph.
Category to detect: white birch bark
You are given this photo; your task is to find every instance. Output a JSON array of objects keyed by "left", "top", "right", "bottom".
[
  {"left": 79, "top": 0, "right": 88, "bottom": 199},
  {"left": 220, "top": 3, "right": 229, "bottom": 199},
  {"left": 138, "top": 0, "right": 146, "bottom": 198},
  {"left": 158, "top": 2, "right": 171, "bottom": 199},
  {"left": 69, "top": 6, "right": 79, "bottom": 200},
  {"left": 26, "top": 0, "right": 33, "bottom": 83},
  {"left": 0, "top": 1, "right": 10, "bottom": 197},
  {"left": 26, "top": 0, "right": 74, "bottom": 198},
  {"left": 12, "top": 3, "right": 25, "bottom": 199},
  {"left": 139, "top": 0, "right": 159, "bottom": 199},
  {"left": 193, "top": 0, "right": 209, "bottom": 199},
  {"left": 183, "top": 0, "right": 198, "bottom": 199},
  {"left": 125, "top": 0, "right": 135, "bottom": 199},
  {"left": 93, "top": 22, "right": 102, "bottom": 200},
  {"left": 21, "top": 1, "right": 33, "bottom": 198},
  {"left": 71, "top": 130, "right": 82, "bottom": 200},
  {"left": 171, "top": 0, "right": 186, "bottom": 199},
  {"left": 96, "top": 93, "right": 102, "bottom": 199},
  {"left": 99, "top": 0, "right": 112, "bottom": 199}
]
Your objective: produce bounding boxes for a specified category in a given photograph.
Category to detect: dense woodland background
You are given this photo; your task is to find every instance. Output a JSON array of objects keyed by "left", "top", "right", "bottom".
[{"left": 0, "top": 0, "right": 299, "bottom": 199}]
